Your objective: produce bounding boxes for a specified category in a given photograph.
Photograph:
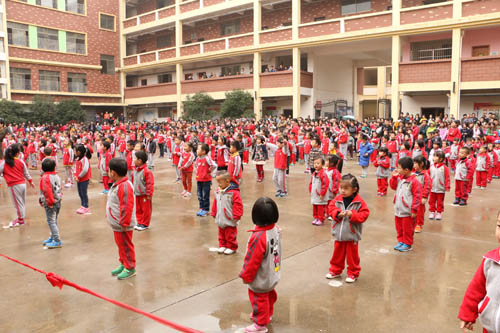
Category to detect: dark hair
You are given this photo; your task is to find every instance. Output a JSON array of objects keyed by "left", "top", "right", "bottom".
[
  {"left": 185, "top": 141, "right": 194, "bottom": 151},
  {"left": 127, "top": 140, "right": 135, "bottom": 146},
  {"left": 339, "top": 173, "right": 359, "bottom": 195},
  {"left": 251, "top": 197, "right": 279, "bottom": 226},
  {"left": 109, "top": 158, "right": 127, "bottom": 177},
  {"left": 135, "top": 150, "right": 148, "bottom": 164},
  {"left": 199, "top": 143, "right": 210, "bottom": 154},
  {"left": 311, "top": 137, "right": 321, "bottom": 146},
  {"left": 413, "top": 155, "right": 430, "bottom": 170},
  {"left": 43, "top": 146, "right": 52, "bottom": 156},
  {"left": 434, "top": 151, "right": 445, "bottom": 162},
  {"left": 0, "top": 118, "right": 4, "bottom": 125},
  {"left": 398, "top": 156, "right": 414, "bottom": 170},
  {"left": 102, "top": 141, "right": 111, "bottom": 150},
  {"left": 460, "top": 146, "right": 470, "bottom": 154},
  {"left": 75, "top": 144, "right": 91, "bottom": 160},
  {"left": 42, "top": 158, "right": 56, "bottom": 172},
  {"left": 314, "top": 157, "right": 325, "bottom": 165},
  {"left": 328, "top": 154, "right": 343, "bottom": 173},
  {"left": 403, "top": 141, "right": 410, "bottom": 150},
  {"left": 230, "top": 140, "right": 241, "bottom": 151},
  {"left": 416, "top": 139, "right": 425, "bottom": 149},
  {"left": 379, "top": 147, "right": 391, "bottom": 158},
  {"left": 4, "top": 145, "right": 20, "bottom": 167}
]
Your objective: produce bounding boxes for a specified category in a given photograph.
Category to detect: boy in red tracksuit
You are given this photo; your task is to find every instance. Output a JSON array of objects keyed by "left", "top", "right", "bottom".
[
  {"left": 126, "top": 140, "right": 135, "bottom": 178},
  {"left": 454, "top": 147, "right": 473, "bottom": 206},
  {"left": 386, "top": 134, "right": 399, "bottom": 169},
  {"left": 107, "top": 158, "right": 136, "bottom": 280},
  {"left": 268, "top": 138, "right": 288, "bottom": 197},
  {"left": 390, "top": 157, "right": 422, "bottom": 252},
  {"left": 467, "top": 147, "right": 476, "bottom": 196},
  {"left": 228, "top": 141, "right": 243, "bottom": 185},
  {"left": 240, "top": 197, "right": 281, "bottom": 333},
  {"left": 449, "top": 138, "right": 460, "bottom": 172},
  {"left": 99, "top": 141, "right": 112, "bottom": 194},
  {"left": 429, "top": 151, "right": 450, "bottom": 221},
  {"left": 132, "top": 151, "right": 154, "bottom": 231},
  {"left": 487, "top": 143, "right": 497, "bottom": 183},
  {"left": 195, "top": 143, "right": 217, "bottom": 217},
  {"left": 309, "top": 158, "right": 329, "bottom": 226},
  {"left": 413, "top": 156, "right": 432, "bottom": 233},
  {"left": 211, "top": 172, "right": 243, "bottom": 255},
  {"left": 373, "top": 148, "right": 391, "bottom": 196},
  {"left": 475, "top": 146, "right": 489, "bottom": 189}
]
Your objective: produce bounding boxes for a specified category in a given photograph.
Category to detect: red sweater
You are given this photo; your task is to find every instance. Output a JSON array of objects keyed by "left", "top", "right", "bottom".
[
  {"left": 274, "top": 148, "right": 287, "bottom": 170},
  {"left": 0, "top": 158, "right": 33, "bottom": 187}
]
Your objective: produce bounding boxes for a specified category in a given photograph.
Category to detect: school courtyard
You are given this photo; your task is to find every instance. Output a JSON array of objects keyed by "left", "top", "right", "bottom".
[{"left": 0, "top": 157, "right": 497, "bottom": 332}]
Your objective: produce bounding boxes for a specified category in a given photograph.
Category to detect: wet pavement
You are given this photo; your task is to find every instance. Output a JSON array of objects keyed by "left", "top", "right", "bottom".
[{"left": 1, "top": 157, "right": 498, "bottom": 332}]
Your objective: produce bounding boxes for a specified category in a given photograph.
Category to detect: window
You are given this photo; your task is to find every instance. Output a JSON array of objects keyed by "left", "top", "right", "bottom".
[
  {"left": 314, "top": 16, "right": 326, "bottom": 21},
  {"left": 67, "top": 73, "right": 87, "bottom": 92},
  {"left": 126, "top": 75, "right": 138, "bottom": 87},
  {"left": 158, "top": 73, "right": 172, "bottom": 83},
  {"left": 67, "top": 32, "right": 85, "bottom": 54},
  {"left": 10, "top": 68, "right": 31, "bottom": 90},
  {"left": 158, "top": 107, "right": 172, "bottom": 118},
  {"left": 157, "top": 0, "right": 172, "bottom": 8},
  {"left": 37, "top": 27, "right": 59, "bottom": 51},
  {"left": 100, "top": 13, "right": 115, "bottom": 31},
  {"left": 36, "top": 0, "right": 57, "bottom": 9},
  {"left": 410, "top": 39, "right": 452, "bottom": 61},
  {"left": 221, "top": 20, "right": 240, "bottom": 36},
  {"left": 66, "top": 0, "right": 85, "bottom": 14},
  {"left": 7, "top": 22, "right": 29, "bottom": 47},
  {"left": 221, "top": 65, "right": 240, "bottom": 76},
  {"left": 141, "top": 79, "right": 147, "bottom": 86},
  {"left": 39, "top": 70, "right": 60, "bottom": 91},
  {"left": 157, "top": 35, "right": 171, "bottom": 49},
  {"left": 341, "top": 0, "right": 371, "bottom": 15},
  {"left": 100, "top": 55, "right": 115, "bottom": 74},
  {"left": 472, "top": 45, "right": 490, "bottom": 57}
]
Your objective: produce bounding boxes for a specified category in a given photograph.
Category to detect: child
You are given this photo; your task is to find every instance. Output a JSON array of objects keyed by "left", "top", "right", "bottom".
[
  {"left": 412, "top": 140, "right": 428, "bottom": 160},
  {"left": 389, "top": 157, "right": 422, "bottom": 252},
  {"left": 303, "top": 132, "right": 312, "bottom": 173},
  {"left": 309, "top": 158, "right": 329, "bottom": 226},
  {"left": 239, "top": 197, "right": 281, "bottom": 333},
  {"left": 413, "top": 156, "right": 432, "bottom": 233},
  {"left": 467, "top": 146, "right": 476, "bottom": 196},
  {"left": 228, "top": 141, "right": 243, "bottom": 185},
  {"left": 172, "top": 137, "right": 184, "bottom": 182},
  {"left": 475, "top": 145, "right": 489, "bottom": 189},
  {"left": 398, "top": 141, "right": 411, "bottom": 160},
  {"left": 62, "top": 139, "right": 74, "bottom": 188},
  {"left": 358, "top": 134, "right": 374, "bottom": 178},
  {"left": 252, "top": 136, "right": 268, "bottom": 182},
  {"left": 494, "top": 142, "right": 500, "bottom": 179},
  {"left": 195, "top": 143, "right": 217, "bottom": 217},
  {"left": 308, "top": 137, "right": 322, "bottom": 174},
  {"left": 126, "top": 140, "right": 135, "bottom": 178},
  {"left": 74, "top": 144, "right": 92, "bottom": 215},
  {"left": 373, "top": 147, "right": 391, "bottom": 196},
  {"left": 454, "top": 147, "right": 473, "bottom": 206},
  {"left": 449, "top": 138, "right": 460, "bottom": 172},
  {"left": 107, "top": 158, "right": 136, "bottom": 280},
  {"left": 179, "top": 142, "right": 195, "bottom": 198},
  {"left": 216, "top": 136, "right": 229, "bottom": 171},
  {"left": 386, "top": 133, "right": 399, "bottom": 170},
  {"left": 326, "top": 174, "right": 370, "bottom": 283},
  {"left": 99, "top": 141, "right": 112, "bottom": 194},
  {"left": 487, "top": 143, "right": 497, "bottom": 184},
  {"left": 210, "top": 172, "right": 243, "bottom": 255},
  {"left": 429, "top": 151, "right": 450, "bottom": 220},
  {"left": 39, "top": 158, "right": 63, "bottom": 248},
  {"left": 132, "top": 151, "right": 154, "bottom": 231},
  {"left": 0, "top": 145, "right": 35, "bottom": 228},
  {"left": 325, "top": 154, "right": 342, "bottom": 215},
  {"left": 268, "top": 138, "right": 288, "bottom": 197}
]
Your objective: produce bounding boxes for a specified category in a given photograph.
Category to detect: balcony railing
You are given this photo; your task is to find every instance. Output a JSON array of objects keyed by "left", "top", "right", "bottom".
[
  {"left": 179, "top": 32, "right": 253, "bottom": 57},
  {"left": 181, "top": 74, "right": 253, "bottom": 94},
  {"left": 411, "top": 47, "right": 452, "bottom": 61},
  {"left": 461, "top": 56, "right": 500, "bottom": 82},
  {"left": 123, "top": 4, "right": 177, "bottom": 29},
  {"left": 124, "top": 82, "right": 177, "bottom": 100},
  {"left": 400, "top": 1, "right": 453, "bottom": 24},
  {"left": 400, "top": 59, "right": 451, "bottom": 83},
  {"left": 123, "top": 46, "right": 176, "bottom": 66}
]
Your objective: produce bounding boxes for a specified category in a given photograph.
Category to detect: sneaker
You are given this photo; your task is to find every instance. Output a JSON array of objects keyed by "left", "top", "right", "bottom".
[
  {"left": 245, "top": 323, "right": 268, "bottom": 333},
  {"left": 327, "top": 216, "right": 333, "bottom": 221},
  {"left": 199, "top": 210, "right": 208, "bottom": 217},
  {"left": 6, "top": 220, "right": 24, "bottom": 228},
  {"left": 274, "top": 191, "right": 282, "bottom": 197},
  {"left": 185, "top": 192, "right": 192, "bottom": 198},
  {"left": 224, "top": 248, "right": 235, "bottom": 255},
  {"left": 83, "top": 207, "right": 91, "bottom": 215},
  {"left": 46, "top": 240, "right": 62, "bottom": 249},
  {"left": 459, "top": 200, "right": 467, "bottom": 206},
  {"left": 312, "top": 219, "right": 319, "bottom": 225},
  {"left": 415, "top": 225, "right": 423, "bottom": 233},
  {"left": 345, "top": 276, "right": 357, "bottom": 283},
  {"left": 279, "top": 192, "right": 287, "bottom": 197},
  {"left": 117, "top": 268, "right": 136, "bottom": 280},
  {"left": 135, "top": 224, "right": 148, "bottom": 231},
  {"left": 429, "top": 212, "right": 435, "bottom": 220},
  {"left": 360, "top": 174, "right": 367, "bottom": 178},
  {"left": 325, "top": 272, "right": 341, "bottom": 279},
  {"left": 102, "top": 190, "right": 109, "bottom": 195},
  {"left": 196, "top": 209, "right": 204, "bottom": 216},
  {"left": 43, "top": 237, "right": 53, "bottom": 245},
  {"left": 398, "top": 244, "right": 412, "bottom": 252},
  {"left": 314, "top": 220, "right": 324, "bottom": 226},
  {"left": 76, "top": 207, "right": 85, "bottom": 214},
  {"left": 64, "top": 183, "right": 72, "bottom": 188},
  {"left": 217, "top": 247, "right": 226, "bottom": 254},
  {"left": 394, "top": 242, "right": 404, "bottom": 250},
  {"left": 435, "top": 213, "right": 442, "bottom": 220},
  {"left": 181, "top": 190, "right": 187, "bottom": 196},
  {"left": 111, "top": 264, "right": 125, "bottom": 276},
  {"left": 452, "top": 199, "right": 460, "bottom": 206}
]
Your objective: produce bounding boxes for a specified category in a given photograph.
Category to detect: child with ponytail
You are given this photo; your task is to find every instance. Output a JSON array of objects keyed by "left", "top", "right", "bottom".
[
  {"left": 74, "top": 144, "right": 92, "bottom": 215},
  {"left": 413, "top": 155, "right": 432, "bottom": 233}
]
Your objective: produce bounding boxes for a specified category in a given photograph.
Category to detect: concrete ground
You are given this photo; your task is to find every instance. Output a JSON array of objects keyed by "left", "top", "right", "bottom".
[{"left": 0, "top": 156, "right": 497, "bottom": 332}]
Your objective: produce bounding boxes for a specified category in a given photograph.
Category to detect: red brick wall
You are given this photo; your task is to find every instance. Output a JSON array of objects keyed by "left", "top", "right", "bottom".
[
  {"left": 461, "top": 57, "right": 500, "bottom": 82},
  {"left": 299, "top": 21, "right": 340, "bottom": 38},
  {"left": 140, "top": 52, "right": 156, "bottom": 63},
  {"left": 180, "top": 44, "right": 201, "bottom": 56},
  {"left": 400, "top": 4, "right": 452, "bottom": 25},
  {"left": 301, "top": 72, "right": 313, "bottom": 88},
  {"left": 229, "top": 35, "right": 253, "bottom": 48},
  {"left": 124, "top": 18, "right": 137, "bottom": 28},
  {"left": 357, "top": 68, "right": 364, "bottom": 94},
  {"left": 399, "top": 60, "right": 451, "bottom": 83},
  {"left": 137, "top": 0, "right": 157, "bottom": 15},
  {"left": 204, "top": 39, "right": 225, "bottom": 52},
  {"left": 158, "top": 6, "right": 176, "bottom": 19},
  {"left": 137, "top": 31, "right": 174, "bottom": 53},
  {"left": 260, "top": 29, "right": 292, "bottom": 44},
  {"left": 345, "top": 13, "right": 392, "bottom": 32},
  {"left": 139, "top": 12, "right": 156, "bottom": 24},
  {"left": 159, "top": 48, "right": 176, "bottom": 60},
  {"left": 181, "top": 75, "right": 253, "bottom": 94},
  {"left": 462, "top": 0, "right": 500, "bottom": 16},
  {"left": 125, "top": 83, "right": 177, "bottom": 99},
  {"left": 262, "top": 7, "right": 291, "bottom": 29},
  {"left": 183, "top": 13, "right": 253, "bottom": 44},
  {"left": 260, "top": 72, "right": 292, "bottom": 88},
  {"left": 124, "top": 56, "right": 138, "bottom": 66},
  {"left": 12, "top": 93, "right": 121, "bottom": 104},
  {"left": 204, "top": 0, "right": 225, "bottom": 6},
  {"left": 301, "top": 0, "right": 392, "bottom": 23},
  {"left": 180, "top": 0, "right": 200, "bottom": 13}
]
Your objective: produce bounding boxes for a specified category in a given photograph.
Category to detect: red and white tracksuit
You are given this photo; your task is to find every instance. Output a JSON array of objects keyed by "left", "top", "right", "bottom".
[
  {"left": 309, "top": 168, "right": 329, "bottom": 221},
  {"left": 210, "top": 184, "right": 243, "bottom": 250},
  {"left": 415, "top": 170, "right": 432, "bottom": 227},
  {"left": 132, "top": 164, "right": 154, "bottom": 227},
  {"left": 429, "top": 163, "right": 450, "bottom": 213}
]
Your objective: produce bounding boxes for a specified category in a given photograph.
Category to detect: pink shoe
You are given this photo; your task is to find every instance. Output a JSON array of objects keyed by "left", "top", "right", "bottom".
[
  {"left": 76, "top": 207, "right": 84, "bottom": 214},
  {"left": 83, "top": 207, "right": 91, "bottom": 215},
  {"left": 312, "top": 219, "right": 319, "bottom": 225},
  {"left": 245, "top": 323, "right": 268, "bottom": 333},
  {"left": 5, "top": 219, "right": 24, "bottom": 228}
]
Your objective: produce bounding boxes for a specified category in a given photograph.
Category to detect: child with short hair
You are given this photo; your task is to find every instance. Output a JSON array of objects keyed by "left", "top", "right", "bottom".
[
  {"left": 126, "top": 140, "right": 135, "bottom": 178},
  {"left": 132, "top": 151, "right": 154, "bottom": 231},
  {"left": 358, "top": 134, "right": 374, "bottom": 178},
  {"left": 40, "top": 158, "right": 63, "bottom": 248},
  {"left": 62, "top": 139, "right": 74, "bottom": 188},
  {"left": 454, "top": 147, "right": 473, "bottom": 206},
  {"left": 325, "top": 155, "right": 342, "bottom": 216},
  {"left": 228, "top": 141, "right": 243, "bottom": 185},
  {"left": 429, "top": 151, "right": 450, "bottom": 221},
  {"left": 172, "top": 137, "right": 184, "bottom": 182},
  {"left": 389, "top": 157, "right": 422, "bottom": 252},
  {"left": 373, "top": 147, "right": 391, "bottom": 196},
  {"left": 74, "top": 144, "right": 92, "bottom": 215},
  {"left": 210, "top": 172, "right": 243, "bottom": 255},
  {"left": 99, "top": 141, "right": 112, "bottom": 194},
  {"left": 326, "top": 174, "right": 370, "bottom": 283},
  {"left": 195, "top": 143, "right": 217, "bottom": 217},
  {"left": 413, "top": 155, "right": 432, "bottom": 233},
  {"left": 179, "top": 142, "right": 195, "bottom": 198},
  {"left": 252, "top": 136, "right": 269, "bottom": 182},
  {"left": 268, "top": 138, "right": 288, "bottom": 197},
  {"left": 239, "top": 197, "right": 281, "bottom": 333},
  {"left": 308, "top": 137, "right": 322, "bottom": 174},
  {"left": 107, "top": 158, "right": 136, "bottom": 280},
  {"left": 449, "top": 138, "right": 460, "bottom": 172},
  {"left": 475, "top": 145, "right": 489, "bottom": 189},
  {"left": 309, "top": 158, "right": 329, "bottom": 226}
]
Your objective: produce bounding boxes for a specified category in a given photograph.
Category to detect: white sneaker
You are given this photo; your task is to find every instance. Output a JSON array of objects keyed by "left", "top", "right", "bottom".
[
  {"left": 181, "top": 190, "right": 187, "bottom": 196},
  {"left": 217, "top": 247, "right": 226, "bottom": 254},
  {"left": 345, "top": 276, "right": 357, "bottom": 283},
  {"left": 325, "top": 272, "right": 341, "bottom": 279},
  {"left": 223, "top": 248, "right": 235, "bottom": 255},
  {"left": 429, "top": 212, "right": 435, "bottom": 220},
  {"left": 435, "top": 213, "right": 442, "bottom": 220},
  {"left": 64, "top": 183, "right": 72, "bottom": 188}
]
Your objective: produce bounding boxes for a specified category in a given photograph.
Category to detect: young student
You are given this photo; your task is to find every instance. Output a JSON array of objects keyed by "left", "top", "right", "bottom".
[
  {"left": 0, "top": 145, "right": 35, "bottom": 228},
  {"left": 325, "top": 154, "right": 342, "bottom": 216},
  {"left": 412, "top": 139, "right": 428, "bottom": 160},
  {"left": 458, "top": 210, "right": 500, "bottom": 333},
  {"left": 429, "top": 151, "right": 450, "bottom": 221},
  {"left": 252, "top": 136, "right": 269, "bottom": 182},
  {"left": 466, "top": 145, "right": 477, "bottom": 197},
  {"left": 389, "top": 157, "right": 422, "bottom": 252},
  {"left": 74, "top": 144, "right": 92, "bottom": 215},
  {"left": 454, "top": 147, "right": 473, "bottom": 206},
  {"left": 39, "top": 158, "right": 63, "bottom": 249},
  {"left": 195, "top": 143, "right": 217, "bottom": 217},
  {"left": 62, "top": 139, "right": 74, "bottom": 188},
  {"left": 309, "top": 158, "right": 329, "bottom": 226},
  {"left": 373, "top": 147, "right": 391, "bottom": 196},
  {"left": 268, "top": 138, "right": 288, "bottom": 198},
  {"left": 358, "top": 133, "right": 374, "bottom": 178},
  {"left": 398, "top": 141, "right": 411, "bottom": 161},
  {"left": 99, "top": 141, "right": 113, "bottom": 195},
  {"left": 107, "top": 158, "right": 136, "bottom": 280},
  {"left": 494, "top": 141, "right": 500, "bottom": 179},
  {"left": 386, "top": 133, "right": 399, "bottom": 170},
  {"left": 449, "top": 137, "right": 460, "bottom": 172},
  {"left": 308, "top": 137, "right": 322, "bottom": 174},
  {"left": 179, "top": 142, "right": 195, "bottom": 198},
  {"left": 228, "top": 141, "right": 243, "bottom": 185},
  {"left": 172, "top": 136, "right": 184, "bottom": 182},
  {"left": 326, "top": 174, "right": 370, "bottom": 283},
  {"left": 475, "top": 145, "right": 490, "bottom": 189},
  {"left": 303, "top": 132, "right": 312, "bottom": 173},
  {"left": 487, "top": 143, "right": 497, "bottom": 184},
  {"left": 215, "top": 136, "right": 230, "bottom": 171},
  {"left": 413, "top": 156, "right": 432, "bottom": 233},
  {"left": 126, "top": 140, "right": 135, "bottom": 179},
  {"left": 210, "top": 172, "right": 243, "bottom": 255},
  {"left": 239, "top": 197, "right": 281, "bottom": 333},
  {"left": 132, "top": 151, "right": 154, "bottom": 231}
]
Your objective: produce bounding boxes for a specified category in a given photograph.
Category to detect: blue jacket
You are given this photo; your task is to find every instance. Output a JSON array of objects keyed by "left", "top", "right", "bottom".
[{"left": 358, "top": 142, "right": 374, "bottom": 167}]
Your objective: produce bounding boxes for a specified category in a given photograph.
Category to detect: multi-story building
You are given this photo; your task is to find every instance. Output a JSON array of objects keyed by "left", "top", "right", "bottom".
[
  {"left": 121, "top": 0, "right": 500, "bottom": 121},
  {"left": 4, "top": 0, "right": 122, "bottom": 117}
]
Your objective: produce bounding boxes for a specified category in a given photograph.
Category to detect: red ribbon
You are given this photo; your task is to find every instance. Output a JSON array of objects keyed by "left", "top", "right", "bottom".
[{"left": 0, "top": 253, "right": 202, "bottom": 333}]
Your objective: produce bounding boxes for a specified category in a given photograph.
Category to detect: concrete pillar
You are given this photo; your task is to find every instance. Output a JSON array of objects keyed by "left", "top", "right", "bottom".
[
  {"left": 292, "top": 47, "right": 301, "bottom": 118},
  {"left": 392, "top": 0, "right": 401, "bottom": 26},
  {"left": 450, "top": 28, "right": 462, "bottom": 119},
  {"left": 292, "top": 0, "right": 301, "bottom": 40},
  {"left": 253, "top": 52, "right": 262, "bottom": 119},
  {"left": 253, "top": 0, "right": 261, "bottom": 45},
  {"left": 377, "top": 66, "right": 387, "bottom": 118},
  {"left": 175, "top": 19, "right": 183, "bottom": 58},
  {"left": 453, "top": 0, "right": 462, "bottom": 18},
  {"left": 176, "top": 63, "right": 183, "bottom": 119},
  {"left": 2, "top": 0, "right": 11, "bottom": 100},
  {"left": 391, "top": 36, "right": 400, "bottom": 120}
]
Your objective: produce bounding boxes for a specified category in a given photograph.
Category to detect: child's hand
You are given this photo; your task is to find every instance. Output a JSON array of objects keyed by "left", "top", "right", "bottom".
[
  {"left": 364, "top": 153, "right": 369, "bottom": 157},
  {"left": 345, "top": 210, "right": 353, "bottom": 217},
  {"left": 146, "top": 195, "right": 152, "bottom": 201},
  {"left": 460, "top": 320, "right": 474, "bottom": 332},
  {"left": 392, "top": 170, "right": 399, "bottom": 177},
  {"left": 29, "top": 182, "right": 35, "bottom": 189},
  {"left": 337, "top": 211, "right": 346, "bottom": 218},
  {"left": 411, "top": 213, "right": 417, "bottom": 218},
  {"left": 421, "top": 198, "right": 427, "bottom": 204}
]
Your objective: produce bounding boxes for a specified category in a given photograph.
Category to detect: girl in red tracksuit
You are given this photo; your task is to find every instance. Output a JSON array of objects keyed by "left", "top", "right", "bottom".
[
  {"left": 99, "top": 142, "right": 113, "bottom": 193},
  {"left": 62, "top": 139, "right": 74, "bottom": 187},
  {"left": 475, "top": 146, "right": 490, "bottom": 189},
  {"left": 309, "top": 158, "right": 329, "bottom": 226},
  {"left": 216, "top": 136, "right": 230, "bottom": 171},
  {"left": 454, "top": 147, "right": 473, "bottom": 206},
  {"left": 373, "top": 147, "right": 391, "bottom": 196},
  {"left": 326, "top": 174, "right": 370, "bottom": 283},
  {"left": 413, "top": 156, "right": 432, "bottom": 233},
  {"left": 429, "top": 151, "right": 450, "bottom": 221},
  {"left": 325, "top": 154, "right": 342, "bottom": 216},
  {"left": 303, "top": 132, "right": 312, "bottom": 173},
  {"left": 74, "top": 144, "right": 92, "bottom": 215},
  {"left": 228, "top": 141, "right": 243, "bottom": 185},
  {"left": 179, "top": 142, "right": 195, "bottom": 198},
  {"left": 487, "top": 143, "right": 497, "bottom": 184}
]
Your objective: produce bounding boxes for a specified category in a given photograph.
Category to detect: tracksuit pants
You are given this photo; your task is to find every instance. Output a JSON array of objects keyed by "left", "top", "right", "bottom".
[
  {"left": 395, "top": 216, "right": 415, "bottom": 246},
  {"left": 450, "top": 159, "right": 457, "bottom": 171},
  {"left": 181, "top": 171, "right": 193, "bottom": 193},
  {"left": 113, "top": 230, "right": 135, "bottom": 270},
  {"left": 9, "top": 184, "right": 26, "bottom": 221},
  {"left": 103, "top": 176, "right": 110, "bottom": 190},
  {"left": 339, "top": 143, "right": 348, "bottom": 160},
  {"left": 45, "top": 202, "right": 61, "bottom": 242},
  {"left": 416, "top": 202, "right": 426, "bottom": 227},
  {"left": 329, "top": 240, "right": 361, "bottom": 278},
  {"left": 197, "top": 181, "right": 211, "bottom": 211},
  {"left": 455, "top": 180, "right": 469, "bottom": 201},
  {"left": 248, "top": 289, "right": 277, "bottom": 326},
  {"left": 488, "top": 166, "right": 494, "bottom": 182},
  {"left": 136, "top": 196, "right": 152, "bottom": 227},
  {"left": 77, "top": 181, "right": 89, "bottom": 208},
  {"left": 273, "top": 168, "right": 287, "bottom": 193},
  {"left": 476, "top": 171, "right": 487, "bottom": 187},
  {"left": 428, "top": 192, "right": 445, "bottom": 213},
  {"left": 313, "top": 204, "right": 326, "bottom": 221},
  {"left": 218, "top": 226, "right": 238, "bottom": 250},
  {"left": 255, "top": 164, "right": 264, "bottom": 180},
  {"left": 377, "top": 178, "right": 388, "bottom": 195},
  {"left": 64, "top": 166, "right": 73, "bottom": 184}
]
